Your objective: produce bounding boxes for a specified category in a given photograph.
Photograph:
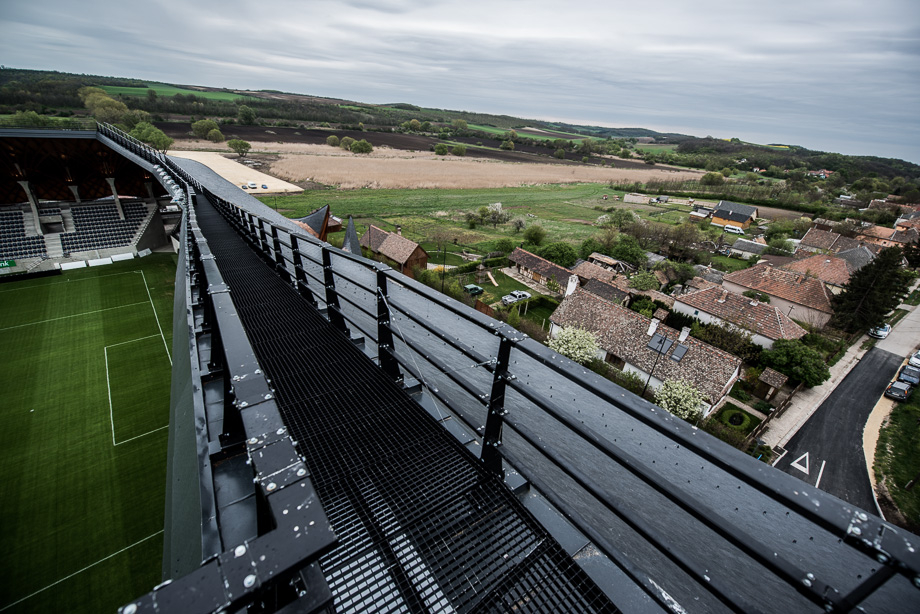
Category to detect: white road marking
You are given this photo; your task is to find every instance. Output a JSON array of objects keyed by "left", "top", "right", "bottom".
[
  {"left": 0, "top": 531, "right": 164, "bottom": 612},
  {"left": 815, "top": 460, "right": 828, "bottom": 489},
  {"left": 772, "top": 449, "right": 788, "bottom": 467},
  {"left": 791, "top": 452, "right": 810, "bottom": 475}
]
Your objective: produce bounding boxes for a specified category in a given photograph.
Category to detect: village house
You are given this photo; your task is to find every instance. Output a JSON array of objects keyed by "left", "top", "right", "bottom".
[
  {"left": 550, "top": 288, "right": 741, "bottom": 415},
  {"left": 722, "top": 264, "right": 834, "bottom": 327},
  {"left": 672, "top": 286, "right": 808, "bottom": 348},
  {"left": 711, "top": 201, "right": 758, "bottom": 230},
  {"left": 797, "top": 228, "right": 865, "bottom": 254},
  {"left": 359, "top": 225, "right": 428, "bottom": 278},
  {"left": 728, "top": 238, "right": 768, "bottom": 260},
  {"left": 780, "top": 253, "right": 857, "bottom": 293},
  {"left": 508, "top": 247, "right": 573, "bottom": 290}
]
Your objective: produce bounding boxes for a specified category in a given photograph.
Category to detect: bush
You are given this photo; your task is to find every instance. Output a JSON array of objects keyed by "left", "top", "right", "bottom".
[
  {"left": 227, "top": 139, "right": 251, "bottom": 157},
  {"left": 609, "top": 368, "right": 644, "bottom": 395},
  {"left": 191, "top": 119, "right": 219, "bottom": 139},
  {"left": 326, "top": 135, "right": 340, "bottom": 147},
  {"left": 538, "top": 242, "right": 578, "bottom": 267},
  {"left": 452, "top": 256, "right": 508, "bottom": 275},
  {"left": 495, "top": 239, "right": 515, "bottom": 254},
  {"left": 628, "top": 272, "right": 659, "bottom": 291},
  {"left": 206, "top": 128, "right": 224, "bottom": 143},
  {"left": 523, "top": 224, "right": 546, "bottom": 246},
  {"left": 452, "top": 144, "right": 466, "bottom": 156},
  {"left": 434, "top": 143, "right": 449, "bottom": 155},
  {"left": 339, "top": 136, "right": 356, "bottom": 150},
  {"left": 548, "top": 327, "right": 599, "bottom": 365},
  {"left": 350, "top": 139, "right": 373, "bottom": 154},
  {"left": 500, "top": 140, "right": 515, "bottom": 151},
  {"left": 655, "top": 379, "right": 704, "bottom": 422},
  {"left": 554, "top": 148, "right": 565, "bottom": 159},
  {"left": 761, "top": 339, "right": 830, "bottom": 387}
]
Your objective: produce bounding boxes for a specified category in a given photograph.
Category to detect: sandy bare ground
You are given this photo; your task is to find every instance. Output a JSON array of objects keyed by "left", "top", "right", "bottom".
[
  {"left": 864, "top": 396, "right": 896, "bottom": 494},
  {"left": 268, "top": 151, "right": 703, "bottom": 190},
  {"left": 166, "top": 151, "right": 303, "bottom": 194},
  {"left": 169, "top": 139, "right": 703, "bottom": 190}
]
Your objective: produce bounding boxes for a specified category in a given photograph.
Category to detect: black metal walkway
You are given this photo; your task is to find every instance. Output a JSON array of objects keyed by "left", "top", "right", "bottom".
[{"left": 194, "top": 194, "right": 617, "bottom": 612}]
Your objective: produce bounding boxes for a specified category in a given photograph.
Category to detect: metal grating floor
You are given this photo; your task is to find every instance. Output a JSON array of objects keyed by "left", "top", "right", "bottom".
[{"left": 194, "top": 197, "right": 618, "bottom": 613}]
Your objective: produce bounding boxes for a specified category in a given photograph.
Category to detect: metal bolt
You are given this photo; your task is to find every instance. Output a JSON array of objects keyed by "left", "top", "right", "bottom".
[
  {"left": 824, "top": 604, "right": 834, "bottom": 612},
  {"left": 806, "top": 573, "right": 815, "bottom": 581},
  {"left": 850, "top": 527, "right": 862, "bottom": 536},
  {"left": 296, "top": 468, "right": 307, "bottom": 477},
  {"left": 248, "top": 437, "right": 258, "bottom": 445},
  {"left": 243, "top": 574, "right": 256, "bottom": 588},
  {"left": 857, "top": 512, "right": 868, "bottom": 522},
  {"left": 266, "top": 482, "right": 277, "bottom": 492},
  {"left": 803, "top": 579, "right": 812, "bottom": 588},
  {"left": 877, "top": 554, "right": 889, "bottom": 563},
  {"left": 234, "top": 545, "right": 246, "bottom": 557},
  {"left": 276, "top": 428, "right": 285, "bottom": 435},
  {"left": 123, "top": 605, "right": 138, "bottom": 614},
  {"left": 914, "top": 576, "right": 920, "bottom": 588}
]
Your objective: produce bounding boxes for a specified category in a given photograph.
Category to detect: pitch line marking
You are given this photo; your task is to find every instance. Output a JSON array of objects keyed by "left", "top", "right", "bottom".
[
  {"left": 0, "top": 531, "right": 164, "bottom": 612},
  {"left": 0, "top": 302, "right": 148, "bottom": 331},
  {"left": 105, "top": 335, "right": 170, "bottom": 446},
  {"left": 140, "top": 270, "right": 171, "bottom": 365},
  {"left": 0, "top": 270, "right": 136, "bottom": 293}
]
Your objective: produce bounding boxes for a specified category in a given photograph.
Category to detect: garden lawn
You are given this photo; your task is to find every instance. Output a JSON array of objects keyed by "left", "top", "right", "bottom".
[
  {"left": 703, "top": 254, "right": 753, "bottom": 273},
  {"left": 0, "top": 254, "right": 176, "bottom": 614},
  {"left": 875, "top": 399, "right": 920, "bottom": 530}
]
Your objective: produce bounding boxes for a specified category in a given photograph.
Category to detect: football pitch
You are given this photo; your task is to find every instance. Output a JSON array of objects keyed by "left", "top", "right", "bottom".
[{"left": 0, "top": 254, "right": 177, "bottom": 613}]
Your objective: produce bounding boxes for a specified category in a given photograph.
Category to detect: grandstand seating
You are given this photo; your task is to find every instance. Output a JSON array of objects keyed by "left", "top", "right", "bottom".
[
  {"left": 0, "top": 210, "right": 47, "bottom": 259},
  {"left": 38, "top": 207, "right": 62, "bottom": 216},
  {"left": 60, "top": 201, "right": 149, "bottom": 255}
]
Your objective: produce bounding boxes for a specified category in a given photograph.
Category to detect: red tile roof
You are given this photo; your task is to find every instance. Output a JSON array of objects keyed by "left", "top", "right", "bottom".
[
  {"left": 509, "top": 248, "right": 573, "bottom": 287},
  {"left": 674, "top": 286, "right": 808, "bottom": 342},
  {"left": 359, "top": 225, "right": 426, "bottom": 265},
  {"left": 550, "top": 289, "right": 741, "bottom": 403},
  {"left": 780, "top": 254, "right": 852, "bottom": 287},
  {"left": 722, "top": 264, "right": 833, "bottom": 313}
]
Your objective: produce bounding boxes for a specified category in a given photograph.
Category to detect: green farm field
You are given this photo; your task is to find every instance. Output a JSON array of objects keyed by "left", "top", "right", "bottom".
[
  {"left": 0, "top": 254, "right": 177, "bottom": 614},
  {"left": 101, "top": 84, "right": 251, "bottom": 101},
  {"left": 263, "top": 184, "right": 692, "bottom": 252}
]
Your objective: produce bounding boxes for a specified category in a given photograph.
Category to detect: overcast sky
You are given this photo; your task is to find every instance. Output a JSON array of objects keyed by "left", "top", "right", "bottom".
[{"left": 3, "top": 0, "right": 919, "bottom": 162}]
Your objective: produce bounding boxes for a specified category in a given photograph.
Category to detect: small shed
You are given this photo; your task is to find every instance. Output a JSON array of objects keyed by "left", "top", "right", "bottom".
[{"left": 757, "top": 368, "right": 788, "bottom": 402}]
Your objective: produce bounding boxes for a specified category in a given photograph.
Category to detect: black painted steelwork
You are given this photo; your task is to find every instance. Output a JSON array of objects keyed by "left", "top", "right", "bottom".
[{"left": 93, "top": 124, "right": 920, "bottom": 613}]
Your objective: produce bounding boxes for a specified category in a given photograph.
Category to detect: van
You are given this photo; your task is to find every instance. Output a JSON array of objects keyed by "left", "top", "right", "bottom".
[
  {"left": 247, "top": 181, "right": 258, "bottom": 189},
  {"left": 724, "top": 225, "right": 744, "bottom": 235}
]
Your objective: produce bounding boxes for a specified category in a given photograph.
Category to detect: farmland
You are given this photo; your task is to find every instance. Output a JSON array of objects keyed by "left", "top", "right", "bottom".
[{"left": 102, "top": 84, "right": 252, "bottom": 101}]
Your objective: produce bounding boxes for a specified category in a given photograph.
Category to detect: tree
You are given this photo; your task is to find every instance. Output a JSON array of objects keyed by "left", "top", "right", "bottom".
[
  {"left": 451, "top": 144, "right": 466, "bottom": 156},
  {"left": 339, "top": 136, "right": 356, "bottom": 150},
  {"left": 507, "top": 306, "right": 521, "bottom": 329},
  {"left": 409, "top": 119, "right": 421, "bottom": 131},
  {"left": 538, "top": 242, "right": 578, "bottom": 267},
  {"left": 237, "top": 105, "right": 256, "bottom": 125},
  {"left": 495, "top": 238, "right": 515, "bottom": 254},
  {"left": 700, "top": 172, "right": 725, "bottom": 186},
  {"left": 129, "top": 122, "right": 173, "bottom": 153},
  {"left": 452, "top": 119, "right": 468, "bottom": 133},
  {"left": 830, "top": 247, "right": 913, "bottom": 332},
  {"left": 609, "top": 234, "right": 647, "bottom": 268},
  {"left": 207, "top": 128, "right": 225, "bottom": 143},
  {"left": 609, "top": 209, "right": 637, "bottom": 229},
  {"left": 465, "top": 212, "right": 478, "bottom": 229},
  {"left": 434, "top": 143, "right": 449, "bottom": 155},
  {"left": 742, "top": 290, "right": 770, "bottom": 303},
  {"left": 191, "top": 119, "right": 219, "bottom": 139},
  {"left": 227, "top": 139, "right": 251, "bottom": 157},
  {"left": 628, "top": 272, "right": 659, "bottom": 291},
  {"left": 655, "top": 379, "right": 704, "bottom": 422},
  {"left": 511, "top": 218, "right": 526, "bottom": 233},
  {"left": 350, "top": 139, "right": 373, "bottom": 153},
  {"left": 486, "top": 203, "right": 512, "bottom": 228},
  {"left": 500, "top": 140, "right": 515, "bottom": 151},
  {"left": 548, "top": 327, "right": 599, "bottom": 365},
  {"left": 762, "top": 339, "right": 830, "bottom": 387},
  {"left": 120, "top": 110, "right": 151, "bottom": 130},
  {"left": 326, "top": 135, "right": 340, "bottom": 147},
  {"left": 523, "top": 224, "right": 546, "bottom": 246},
  {"left": 554, "top": 148, "right": 565, "bottom": 159},
  {"left": 904, "top": 243, "right": 920, "bottom": 269}
]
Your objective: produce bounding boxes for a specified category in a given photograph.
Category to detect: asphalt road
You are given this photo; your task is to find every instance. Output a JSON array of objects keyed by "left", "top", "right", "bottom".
[{"left": 773, "top": 347, "right": 903, "bottom": 512}]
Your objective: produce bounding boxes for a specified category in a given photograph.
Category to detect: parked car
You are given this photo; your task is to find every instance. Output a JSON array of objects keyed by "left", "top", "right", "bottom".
[
  {"left": 262, "top": 184, "right": 268, "bottom": 189},
  {"left": 885, "top": 381, "right": 913, "bottom": 401},
  {"left": 464, "top": 284, "right": 483, "bottom": 296},
  {"left": 868, "top": 323, "right": 891, "bottom": 339},
  {"left": 724, "top": 225, "right": 744, "bottom": 235},
  {"left": 241, "top": 184, "right": 249, "bottom": 189},
  {"left": 909, "top": 351, "right": 920, "bottom": 368},
  {"left": 501, "top": 290, "right": 531, "bottom": 306},
  {"left": 898, "top": 365, "right": 920, "bottom": 386},
  {"left": 247, "top": 181, "right": 258, "bottom": 188}
]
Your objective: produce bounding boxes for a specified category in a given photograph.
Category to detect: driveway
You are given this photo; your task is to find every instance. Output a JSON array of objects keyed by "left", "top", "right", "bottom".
[{"left": 772, "top": 348, "right": 903, "bottom": 512}]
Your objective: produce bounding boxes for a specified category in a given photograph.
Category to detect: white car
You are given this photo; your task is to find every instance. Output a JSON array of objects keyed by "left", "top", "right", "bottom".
[
  {"left": 909, "top": 351, "right": 920, "bottom": 368},
  {"left": 868, "top": 323, "right": 891, "bottom": 339},
  {"left": 247, "top": 181, "right": 258, "bottom": 189}
]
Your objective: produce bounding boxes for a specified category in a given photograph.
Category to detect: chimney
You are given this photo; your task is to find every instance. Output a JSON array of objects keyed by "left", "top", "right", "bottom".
[
  {"left": 717, "top": 289, "right": 728, "bottom": 303},
  {"left": 565, "top": 274, "right": 579, "bottom": 297},
  {"left": 395, "top": 225, "right": 402, "bottom": 236},
  {"left": 679, "top": 327, "right": 690, "bottom": 342},
  {"left": 647, "top": 318, "right": 660, "bottom": 337}
]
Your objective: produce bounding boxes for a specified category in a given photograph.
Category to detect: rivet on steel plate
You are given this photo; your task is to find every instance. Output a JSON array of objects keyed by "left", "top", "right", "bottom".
[
  {"left": 234, "top": 545, "right": 246, "bottom": 557},
  {"left": 266, "top": 482, "right": 277, "bottom": 492},
  {"left": 243, "top": 574, "right": 256, "bottom": 588}
]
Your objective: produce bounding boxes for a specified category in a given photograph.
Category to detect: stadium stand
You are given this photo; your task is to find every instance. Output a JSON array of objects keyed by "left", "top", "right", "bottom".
[
  {"left": 60, "top": 201, "right": 151, "bottom": 255},
  {"left": 0, "top": 209, "right": 47, "bottom": 259}
]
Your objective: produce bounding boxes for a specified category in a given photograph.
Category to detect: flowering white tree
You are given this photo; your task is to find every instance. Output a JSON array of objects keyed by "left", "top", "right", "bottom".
[
  {"left": 548, "top": 327, "right": 599, "bottom": 365},
  {"left": 655, "top": 379, "right": 704, "bottom": 422}
]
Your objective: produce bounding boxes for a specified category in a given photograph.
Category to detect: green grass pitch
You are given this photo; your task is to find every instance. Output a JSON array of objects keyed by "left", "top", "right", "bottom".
[{"left": 0, "top": 254, "right": 177, "bottom": 613}]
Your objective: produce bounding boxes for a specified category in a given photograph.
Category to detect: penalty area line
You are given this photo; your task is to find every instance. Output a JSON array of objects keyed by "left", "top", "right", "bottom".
[{"left": 0, "top": 531, "right": 164, "bottom": 612}]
